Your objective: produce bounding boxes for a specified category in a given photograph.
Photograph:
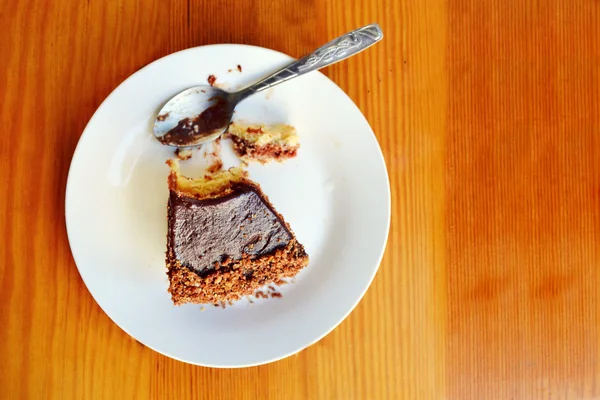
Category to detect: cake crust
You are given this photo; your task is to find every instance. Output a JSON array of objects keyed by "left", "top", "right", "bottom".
[{"left": 167, "top": 241, "right": 307, "bottom": 305}]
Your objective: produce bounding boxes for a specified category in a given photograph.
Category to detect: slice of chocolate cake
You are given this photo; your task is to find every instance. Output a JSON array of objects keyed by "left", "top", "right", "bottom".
[
  {"left": 165, "top": 159, "right": 309, "bottom": 305},
  {"left": 226, "top": 122, "right": 300, "bottom": 164}
]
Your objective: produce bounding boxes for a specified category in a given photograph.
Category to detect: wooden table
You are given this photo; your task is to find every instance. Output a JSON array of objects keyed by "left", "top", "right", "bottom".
[{"left": 1, "top": 0, "right": 599, "bottom": 398}]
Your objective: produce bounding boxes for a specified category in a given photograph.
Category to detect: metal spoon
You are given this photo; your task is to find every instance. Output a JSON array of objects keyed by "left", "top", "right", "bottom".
[{"left": 154, "top": 23, "right": 383, "bottom": 148}]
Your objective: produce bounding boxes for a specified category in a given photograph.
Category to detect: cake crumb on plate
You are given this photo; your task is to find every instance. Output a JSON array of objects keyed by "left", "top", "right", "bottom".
[
  {"left": 175, "top": 148, "right": 193, "bottom": 161},
  {"left": 207, "top": 74, "right": 217, "bottom": 86}
]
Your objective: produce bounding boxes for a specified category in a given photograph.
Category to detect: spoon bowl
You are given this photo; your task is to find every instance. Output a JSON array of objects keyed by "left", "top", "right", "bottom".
[{"left": 154, "top": 85, "right": 234, "bottom": 147}]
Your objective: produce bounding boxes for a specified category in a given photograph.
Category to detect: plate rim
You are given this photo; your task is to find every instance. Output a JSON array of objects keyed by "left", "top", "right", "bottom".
[{"left": 65, "top": 43, "right": 391, "bottom": 367}]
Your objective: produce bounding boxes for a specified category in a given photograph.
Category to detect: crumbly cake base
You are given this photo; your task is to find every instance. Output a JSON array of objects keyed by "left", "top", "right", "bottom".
[
  {"left": 229, "top": 135, "right": 299, "bottom": 164},
  {"left": 167, "top": 240, "right": 308, "bottom": 305}
]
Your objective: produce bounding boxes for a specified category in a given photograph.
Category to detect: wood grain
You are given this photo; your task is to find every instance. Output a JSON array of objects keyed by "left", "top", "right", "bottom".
[
  {"left": 446, "top": 2, "right": 600, "bottom": 398},
  {"left": 0, "top": 0, "right": 598, "bottom": 398}
]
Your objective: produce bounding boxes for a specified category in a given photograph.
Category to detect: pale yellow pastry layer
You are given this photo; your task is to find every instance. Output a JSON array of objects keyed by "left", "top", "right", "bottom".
[{"left": 228, "top": 122, "right": 299, "bottom": 147}]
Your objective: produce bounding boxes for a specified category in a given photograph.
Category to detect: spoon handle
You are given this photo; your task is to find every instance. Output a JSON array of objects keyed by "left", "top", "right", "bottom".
[{"left": 236, "top": 23, "right": 383, "bottom": 99}]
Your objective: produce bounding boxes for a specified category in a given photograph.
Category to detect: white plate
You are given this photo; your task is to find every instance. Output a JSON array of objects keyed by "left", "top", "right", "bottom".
[{"left": 65, "top": 45, "right": 390, "bottom": 367}]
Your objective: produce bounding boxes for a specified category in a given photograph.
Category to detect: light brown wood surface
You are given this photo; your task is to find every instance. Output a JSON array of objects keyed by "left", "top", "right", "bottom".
[{"left": 1, "top": 0, "right": 599, "bottom": 399}]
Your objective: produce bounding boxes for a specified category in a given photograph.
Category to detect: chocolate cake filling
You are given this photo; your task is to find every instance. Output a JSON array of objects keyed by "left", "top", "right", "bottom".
[{"left": 167, "top": 183, "right": 293, "bottom": 276}]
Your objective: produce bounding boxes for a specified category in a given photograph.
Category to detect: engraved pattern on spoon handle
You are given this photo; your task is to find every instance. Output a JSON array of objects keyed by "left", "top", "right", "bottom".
[{"left": 237, "top": 24, "right": 383, "bottom": 97}]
